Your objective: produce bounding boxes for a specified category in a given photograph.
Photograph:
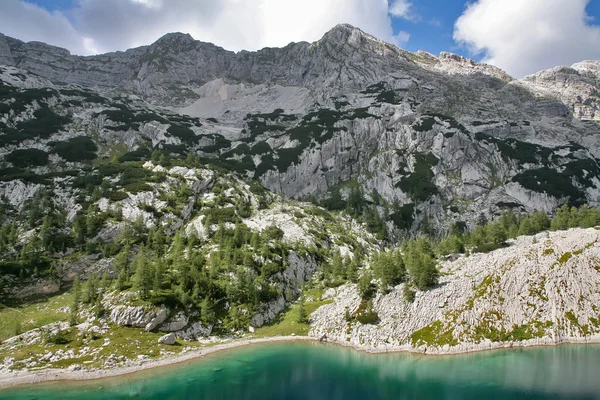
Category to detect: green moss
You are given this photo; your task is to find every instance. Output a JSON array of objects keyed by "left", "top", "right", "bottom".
[
  {"left": 410, "top": 320, "right": 458, "bottom": 347},
  {"left": 558, "top": 252, "right": 573, "bottom": 264}
]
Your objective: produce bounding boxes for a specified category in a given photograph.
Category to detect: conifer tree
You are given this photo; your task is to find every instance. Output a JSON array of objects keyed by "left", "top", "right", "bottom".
[{"left": 134, "top": 246, "right": 153, "bottom": 299}]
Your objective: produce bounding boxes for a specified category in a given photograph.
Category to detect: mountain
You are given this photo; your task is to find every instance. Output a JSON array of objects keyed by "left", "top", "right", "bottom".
[
  {"left": 1, "top": 24, "right": 600, "bottom": 372},
  {"left": 2, "top": 24, "right": 600, "bottom": 234}
]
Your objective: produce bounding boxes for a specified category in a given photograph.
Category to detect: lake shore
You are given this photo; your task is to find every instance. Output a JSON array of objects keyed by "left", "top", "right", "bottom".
[
  {"left": 2, "top": 333, "right": 600, "bottom": 390},
  {"left": 0, "top": 336, "right": 317, "bottom": 389}
]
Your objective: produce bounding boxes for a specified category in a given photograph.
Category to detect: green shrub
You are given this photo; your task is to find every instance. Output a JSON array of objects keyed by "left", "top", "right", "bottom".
[
  {"left": 264, "top": 225, "right": 284, "bottom": 241},
  {"left": 0, "top": 167, "right": 50, "bottom": 184},
  {"left": 200, "top": 134, "right": 231, "bottom": 152},
  {"left": 118, "top": 148, "right": 152, "bottom": 162},
  {"left": 396, "top": 153, "right": 439, "bottom": 201},
  {"left": 15, "top": 106, "right": 72, "bottom": 141},
  {"left": 51, "top": 137, "right": 98, "bottom": 161},
  {"left": 202, "top": 207, "right": 237, "bottom": 224},
  {"left": 109, "top": 191, "right": 129, "bottom": 201},
  {"left": 5, "top": 149, "right": 49, "bottom": 167},
  {"left": 354, "top": 299, "right": 379, "bottom": 324},
  {"left": 512, "top": 167, "right": 582, "bottom": 201},
  {"left": 168, "top": 124, "right": 198, "bottom": 144},
  {"left": 124, "top": 182, "right": 153, "bottom": 193}
]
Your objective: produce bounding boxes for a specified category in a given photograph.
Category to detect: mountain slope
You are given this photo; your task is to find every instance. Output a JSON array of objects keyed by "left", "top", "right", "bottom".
[
  {"left": 1, "top": 24, "right": 600, "bottom": 245},
  {"left": 311, "top": 228, "right": 600, "bottom": 354}
]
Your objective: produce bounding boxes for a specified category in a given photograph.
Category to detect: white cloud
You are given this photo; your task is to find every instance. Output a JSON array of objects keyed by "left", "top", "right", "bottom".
[
  {"left": 389, "top": 0, "right": 411, "bottom": 18},
  {"left": 454, "top": 0, "right": 600, "bottom": 78},
  {"left": 0, "top": 0, "right": 89, "bottom": 54},
  {"left": 393, "top": 31, "right": 411, "bottom": 46},
  {"left": 0, "top": 0, "right": 411, "bottom": 55}
]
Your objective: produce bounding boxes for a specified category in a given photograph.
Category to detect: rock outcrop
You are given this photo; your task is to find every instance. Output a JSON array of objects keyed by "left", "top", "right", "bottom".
[
  {"left": 310, "top": 228, "right": 600, "bottom": 353},
  {"left": 108, "top": 305, "right": 167, "bottom": 331}
]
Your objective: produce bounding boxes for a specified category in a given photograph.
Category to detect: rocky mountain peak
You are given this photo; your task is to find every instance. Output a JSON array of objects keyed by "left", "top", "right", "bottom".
[
  {"left": 318, "top": 23, "right": 389, "bottom": 49},
  {"left": 152, "top": 32, "right": 196, "bottom": 47}
]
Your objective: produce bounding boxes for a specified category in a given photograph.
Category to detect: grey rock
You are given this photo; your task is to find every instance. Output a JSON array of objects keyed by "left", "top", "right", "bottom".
[
  {"left": 158, "top": 333, "right": 176, "bottom": 345},
  {"left": 159, "top": 312, "right": 189, "bottom": 332}
]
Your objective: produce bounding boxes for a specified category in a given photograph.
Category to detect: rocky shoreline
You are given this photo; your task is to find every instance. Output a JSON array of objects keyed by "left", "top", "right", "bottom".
[
  {"left": 0, "top": 336, "right": 316, "bottom": 389},
  {"left": 2, "top": 334, "right": 600, "bottom": 390}
]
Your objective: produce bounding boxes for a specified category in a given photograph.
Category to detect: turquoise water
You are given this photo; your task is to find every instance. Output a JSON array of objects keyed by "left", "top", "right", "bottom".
[{"left": 2, "top": 342, "right": 600, "bottom": 399}]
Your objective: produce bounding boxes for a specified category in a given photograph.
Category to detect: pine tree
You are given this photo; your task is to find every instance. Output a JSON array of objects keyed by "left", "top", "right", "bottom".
[
  {"left": 134, "top": 247, "right": 153, "bottom": 299},
  {"left": 518, "top": 216, "right": 537, "bottom": 236},
  {"left": 297, "top": 300, "right": 307, "bottom": 324},
  {"left": 101, "top": 271, "right": 111, "bottom": 290},
  {"left": 551, "top": 205, "right": 571, "bottom": 231},
  {"left": 346, "top": 257, "right": 359, "bottom": 283},
  {"left": 70, "top": 277, "right": 81, "bottom": 326},
  {"left": 332, "top": 250, "right": 345, "bottom": 279},
  {"left": 116, "top": 266, "right": 128, "bottom": 291},
  {"left": 153, "top": 258, "right": 165, "bottom": 293},
  {"left": 404, "top": 238, "right": 439, "bottom": 291},
  {"left": 487, "top": 222, "right": 507, "bottom": 245},
  {"left": 357, "top": 271, "right": 375, "bottom": 299},
  {"left": 531, "top": 210, "right": 550, "bottom": 232},
  {"left": 40, "top": 215, "right": 54, "bottom": 252},
  {"left": 83, "top": 274, "right": 99, "bottom": 304},
  {"left": 200, "top": 296, "right": 216, "bottom": 326}
]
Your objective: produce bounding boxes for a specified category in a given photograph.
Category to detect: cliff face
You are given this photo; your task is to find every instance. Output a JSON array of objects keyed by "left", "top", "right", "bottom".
[{"left": 2, "top": 24, "right": 600, "bottom": 233}]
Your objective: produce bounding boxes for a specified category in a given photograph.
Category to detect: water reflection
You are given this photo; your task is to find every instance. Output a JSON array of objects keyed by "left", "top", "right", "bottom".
[{"left": 2, "top": 342, "right": 600, "bottom": 400}]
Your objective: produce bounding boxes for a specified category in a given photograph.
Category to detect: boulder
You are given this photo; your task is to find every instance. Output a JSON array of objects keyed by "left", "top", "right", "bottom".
[
  {"left": 159, "top": 311, "right": 189, "bottom": 332},
  {"left": 158, "top": 333, "right": 176, "bottom": 345},
  {"left": 175, "top": 321, "right": 213, "bottom": 341}
]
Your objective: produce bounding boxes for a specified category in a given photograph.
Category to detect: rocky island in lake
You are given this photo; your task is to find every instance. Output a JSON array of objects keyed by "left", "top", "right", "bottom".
[{"left": 1, "top": 8, "right": 600, "bottom": 398}]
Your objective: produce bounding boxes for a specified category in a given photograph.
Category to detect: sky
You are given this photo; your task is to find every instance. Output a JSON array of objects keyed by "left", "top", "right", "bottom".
[{"left": 1, "top": 0, "right": 600, "bottom": 78}]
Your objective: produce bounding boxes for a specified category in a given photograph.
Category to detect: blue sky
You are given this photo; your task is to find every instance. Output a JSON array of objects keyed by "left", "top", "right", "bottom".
[
  {"left": 390, "top": 0, "right": 469, "bottom": 56},
  {"left": 4, "top": 0, "right": 600, "bottom": 77}
]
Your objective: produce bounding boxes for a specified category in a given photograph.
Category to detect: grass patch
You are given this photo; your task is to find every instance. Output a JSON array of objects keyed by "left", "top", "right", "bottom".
[
  {"left": 410, "top": 320, "right": 458, "bottom": 347},
  {"left": 253, "top": 299, "right": 332, "bottom": 338},
  {"left": 558, "top": 252, "right": 573, "bottom": 264},
  {"left": 0, "top": 292, "right": 73, "bottom": 342}
]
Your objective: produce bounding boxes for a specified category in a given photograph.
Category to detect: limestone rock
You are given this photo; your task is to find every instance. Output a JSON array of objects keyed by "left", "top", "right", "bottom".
[
  {"left": 108, "top": 304, "right": 167, "bottom": 330},
  {"left": 158, "top": 333, "right": 176, "bottom": 345},
  {"left": 175, "top": 322, "right": 213, "bottom": 340},
  {"left": 159, "top": 312, "right": 189, "bottom": 332}
]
